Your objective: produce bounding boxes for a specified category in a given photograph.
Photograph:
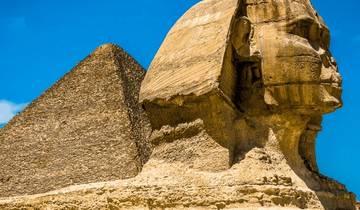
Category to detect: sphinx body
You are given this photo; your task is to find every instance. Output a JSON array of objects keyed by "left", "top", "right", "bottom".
[
  {"left": 0, "top": 0, "right": 357, "bottom": 209},
  {"left": 135, "top": 1, "right": 355, "bottom": 209}
]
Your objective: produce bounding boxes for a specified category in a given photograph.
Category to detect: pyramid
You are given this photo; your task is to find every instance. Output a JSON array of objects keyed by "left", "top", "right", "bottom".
[{"left": 0, "top": 44, "right": 151, "bottom": 197}]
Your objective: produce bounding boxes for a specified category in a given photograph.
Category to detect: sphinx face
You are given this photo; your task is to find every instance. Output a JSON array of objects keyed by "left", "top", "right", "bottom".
[{"left": 246, "top": 0, "right": 342, "bottom": 114}]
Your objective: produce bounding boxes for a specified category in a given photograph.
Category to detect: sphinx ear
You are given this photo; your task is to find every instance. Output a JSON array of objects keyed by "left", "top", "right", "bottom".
[{"left": 231, "top": 17, "right": 252, "bottom": 59}]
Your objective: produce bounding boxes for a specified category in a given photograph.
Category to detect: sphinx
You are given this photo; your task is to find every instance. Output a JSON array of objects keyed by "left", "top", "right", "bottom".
[{"left": 0, "top": 0, "right": 356, "bottom": 209}]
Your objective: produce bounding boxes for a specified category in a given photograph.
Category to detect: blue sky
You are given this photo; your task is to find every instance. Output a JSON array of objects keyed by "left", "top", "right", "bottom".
[{"left": 0, "top": 0, "right": 359, "bottom": 198}]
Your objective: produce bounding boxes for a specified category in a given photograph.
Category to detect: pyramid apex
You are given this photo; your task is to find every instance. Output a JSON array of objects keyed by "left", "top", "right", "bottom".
[
  {"left": 97, "top": 43, "right": 119, "bottom": 49},
  {"left": 92, "top": 43, "right": 122, "bottom": 55}
]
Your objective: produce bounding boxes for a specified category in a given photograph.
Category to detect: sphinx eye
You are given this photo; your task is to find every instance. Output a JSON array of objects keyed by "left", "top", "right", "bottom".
[
  {"left": 319, "top": 28, "right": 330, "bottom": 49},
  {"left": 287, "top": 18, "right": 314, "bottom": 40}
]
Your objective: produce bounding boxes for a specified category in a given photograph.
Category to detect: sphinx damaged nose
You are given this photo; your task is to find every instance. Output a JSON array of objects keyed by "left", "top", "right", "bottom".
[
  {"left": 319, "top": 50, "right": 342, "bottom": 85},
  {"left": 319, "top": 49, "right": 337, "bottom": 68},
  {"left": 320, "top": 53, "right": 331, "bottom": 68},
  {"left": 332, "top": 72, "right": 342, "bottom": 85},
  {"left": 320, "top": 65, "right": 342, "bottom": 85}
]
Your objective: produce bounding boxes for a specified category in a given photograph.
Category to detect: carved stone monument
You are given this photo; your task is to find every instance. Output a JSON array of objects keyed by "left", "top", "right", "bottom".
[{"left": 0, "top": 0, "right": 357, "bottom": 209}]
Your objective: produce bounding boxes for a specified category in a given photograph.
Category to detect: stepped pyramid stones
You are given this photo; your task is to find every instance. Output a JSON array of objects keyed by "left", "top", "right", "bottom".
[{"left": 0, "top": 44, "right": 151, "bottom": 197}]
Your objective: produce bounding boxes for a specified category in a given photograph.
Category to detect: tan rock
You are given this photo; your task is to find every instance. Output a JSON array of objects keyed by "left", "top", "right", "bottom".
[
  {"left": 135, "top": 0, "right": 353, "bottom": 209},
  {"left": 140, "top": 0, "right": 238, "bottom": 101},
  {"left": 0, "top": 44, "right": 151, "bottom": 197},
  {"left": 0, "top": 0, "right": 356, "bottom": 209}
]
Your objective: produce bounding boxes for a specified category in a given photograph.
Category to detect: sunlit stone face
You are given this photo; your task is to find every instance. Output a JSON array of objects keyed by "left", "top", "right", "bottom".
[{"left": 246, "top": 0, "right": 342, "bottom": 113}]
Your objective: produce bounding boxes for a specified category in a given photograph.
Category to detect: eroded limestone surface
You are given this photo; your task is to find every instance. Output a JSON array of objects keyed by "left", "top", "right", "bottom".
[
  {"left": 138, "top": 0, "right": 354, "bottom": 208},
  {"left": 0, "top": 0, "right": 357, "bottom": 209},
  {"left": 0, "top": 119, "right": 355, "bottom": 209}
]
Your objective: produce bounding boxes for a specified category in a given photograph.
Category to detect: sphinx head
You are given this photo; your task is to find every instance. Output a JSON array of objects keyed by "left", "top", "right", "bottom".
[
  {"left": 140, "top": 0, "right": 342, "bottom": 152},
  {"left": 138, "top": 0, "right": 347, "bottom": 176},
  {"left": 233, "top": 0, "right": 342, "bottom": 115}
]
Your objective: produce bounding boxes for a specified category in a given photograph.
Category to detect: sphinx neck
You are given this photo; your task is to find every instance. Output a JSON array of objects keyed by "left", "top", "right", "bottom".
[
  {"left": 233, "top": 113, "right": 319, "bottom": 171},
  {"left": 147, "top": 113, "right": 321, "bottom": 173}
]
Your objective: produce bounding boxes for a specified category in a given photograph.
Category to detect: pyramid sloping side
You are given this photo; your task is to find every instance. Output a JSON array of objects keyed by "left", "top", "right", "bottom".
[{"left": 0, "top": 44, "right": 151, "bottom": 197}]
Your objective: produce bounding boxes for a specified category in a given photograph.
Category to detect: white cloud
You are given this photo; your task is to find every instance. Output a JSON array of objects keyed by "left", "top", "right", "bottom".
[{"left": 0, "top": 100, "right": 28, "bottom": 126}]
